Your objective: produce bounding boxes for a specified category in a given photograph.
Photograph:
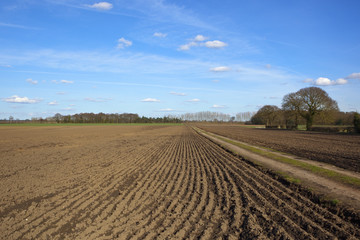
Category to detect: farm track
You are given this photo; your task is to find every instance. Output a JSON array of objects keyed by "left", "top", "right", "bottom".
[
  {"left": 0, "top": 125, "right": 359, "bottom": 239},
  {"left": 195, "top": 124, "right": 360, "bottom": 172}
]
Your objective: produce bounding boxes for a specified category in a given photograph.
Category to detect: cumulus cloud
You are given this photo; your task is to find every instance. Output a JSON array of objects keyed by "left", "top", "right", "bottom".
[
  {"left": 211, "top": 104, "right": 226, "bottom": 108},
  {"left": 308, "top": 77, "right": 348, "bottom": 86},
  {"left": 3, "top": 95, "right": 41, "bottom": 104},
  {"left": 210, "top": 66, "right": 231, "bottom": 72},
  {"left": 179, "top": 35, "right": 227, "bottom": 51},
  {"left": 117, "top": 37, "right": 132, "bottom": 49},
  {"left": 346, "top": 72, "right": 360, "bottom": 79},
  {"left": 194, "top": 34, "right": 207, "bottom": 42},
  {"left": 141, "top": 98, "right": 160, "bottom": 102},
  {"left": 153, "top": 32, "right": 167, "bottom": 38},
  {"left": 204, "top": 40, "right": 227, "bottom": 49},
  {"left": 85, "top": 2, "right": 113, "bottom": 10},
  {"left": 26, "top": 78, "right": 38, "bottom": 85},
  {"left": 170, "top": 91, "right": 186, "bottom": 96}
]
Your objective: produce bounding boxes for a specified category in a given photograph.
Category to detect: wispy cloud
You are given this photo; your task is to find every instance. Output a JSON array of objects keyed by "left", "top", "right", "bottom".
[
  {"left": 170, "top": 91, "right": 186, "bottom": 96},
  {"left": 158, "top": 108, "right": 175, "bottom": 112},
  {"left": 117, "top": 37, "right": 132, "bottom": 49},
  {"left": 186, "top": 98, "right": 200, "bottom": 102},
  {"left": 52, "top": 79, "right": 74, "bottom": 84},
  {"left": 141, "top": 98, "right": 160, "bottom": 102},
  {"left": 346, "top": 72, "right": 360, "bottom": 79},
  {"left": 48, "top": 101, "right": 58, "bottom": 105},
  {"left": 211, "top": 104, "right": 226, "bottom": 108},
  {"left": 26, "top": 78, "right": 38, "bottom": 85},
  {"left": 3, "top": 95, "right": 41, "bottom": 104},
  {"left": 210, "top": 66, "right": 231, "bottom": 72},
  {"left": 0, "top": 22, "right": 41, "bottom": 30},
  {"left": 153, "top": 32, "right": 167, "bottom": 38}
]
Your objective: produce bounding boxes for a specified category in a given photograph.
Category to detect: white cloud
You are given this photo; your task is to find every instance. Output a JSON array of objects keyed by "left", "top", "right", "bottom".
[
  {"left": 85, "top": 2, "right": 113, "bottom": 10},
  {"left": 211, "top": 104, "right": 226, "bottom": 108},
  {"left": 194, "top": 35, "right": 207, "bottom": 42},
  {"left": 3, "top": 95, "right": 41, "bottom": 104},
  {"left": 303, "top": 78, "right": 313, "bottom": 83},
  {"left": 117, "top": 37, "right": 132, "bottom": 49},
  {"left": 204, "top": 40, "right": 227, "bottom": 49},
  {"left": 60, "top": 80, "right": 74, "bottom": 84},
  {"left": 170, "top": 91, "right": 186, "bottom": 96},
  {"left": 26, "top": 78, "right": 38, "bottom": 85},
  {"left": 57, "top": 92, "right": 66, "bottom": 95},
  {"left": 153, "top": 32, "right": 167, "bottom": 38},
  {"left": 335, "top": 78, "right": 348, "bottom": 85},
  {"left": 52, "top": 80, "right": 74, "bottom": 84},
  {"left": 346, "top": 72, "right": 360, "bottom": 79},
  {"left": 0, "top": 64, "right": 11, "bottom": 68},
  {"left": 186, "top": 98, "right": 200, "bottom": 102},
  {"left": 210, "top": 66, "right": 231, "bottom": 72},
  {"left": 212, "top": 79, "right": 220, "bottom": 83},
  {"left": 141, "top": 98, "right": 160, "bottom": 102},
  {"left": 48, "top": 101, "right": 58, "bottom": 105},
  {"left": 313, "top": 77, "right": 348, "bottom": 86},
  {"left": 179, "top": 35, "right": 227, "bottom": 51},
  {"left": 179, "top": 41, "right": 197, "bottom": 51},
  {"left": 265, "top": 64, "right": 271, "bottom": 69}
]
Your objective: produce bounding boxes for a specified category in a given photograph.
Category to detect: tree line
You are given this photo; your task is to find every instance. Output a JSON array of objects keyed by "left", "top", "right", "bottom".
[
  {"left": 47, "top": 113, "right": 182, "bottom": 124},
  {"left": 251, "top": 86, "right": 359, "bottom": 131}
]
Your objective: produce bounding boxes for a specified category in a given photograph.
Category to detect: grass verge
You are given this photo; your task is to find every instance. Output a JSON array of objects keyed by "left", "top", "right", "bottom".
[{"left": 197, "top": 128, "right": 360, "bottom": 188}]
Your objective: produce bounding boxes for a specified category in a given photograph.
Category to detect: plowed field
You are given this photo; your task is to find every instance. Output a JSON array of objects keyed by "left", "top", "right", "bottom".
[
  {"left": 1, "top": 125, "right": 359, "bottom": 239},
  {"left": 196, "top": 124, "right": 360, "bottom": 172}
]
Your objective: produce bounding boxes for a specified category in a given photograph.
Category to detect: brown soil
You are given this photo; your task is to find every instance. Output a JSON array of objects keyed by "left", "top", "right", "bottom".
[
  {"left": 1, "top": 125, "right": 359, "bottom": 239},
  {"left": 195, "top": 124, "right": 360, "bottom": 172}
]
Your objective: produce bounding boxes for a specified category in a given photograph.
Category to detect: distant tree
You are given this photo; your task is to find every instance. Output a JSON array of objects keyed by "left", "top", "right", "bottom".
[
  {"left": 297, "top": 87, "right": 339, "bottom": 130},
  {"left": 252, "top": 105, "right": 282, "bottom": 127},
  {"left": 54, "top": 113, "right": 62, "bottom": 123},
  {"left": 282, "top": 92, "right": 302, "bottom": 129},
  {"left": 283, "top": 87, "right": 339, "bottom": 130}
]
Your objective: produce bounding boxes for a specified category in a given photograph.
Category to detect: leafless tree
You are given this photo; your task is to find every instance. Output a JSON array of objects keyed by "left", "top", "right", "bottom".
[{"left": 283, "top": 87, "right": 339, "bottom": 130}]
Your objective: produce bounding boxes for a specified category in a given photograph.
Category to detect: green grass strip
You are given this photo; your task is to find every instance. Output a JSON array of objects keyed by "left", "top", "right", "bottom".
[{"left": 199, "top": 129, "right": 360, "bottom": 188}]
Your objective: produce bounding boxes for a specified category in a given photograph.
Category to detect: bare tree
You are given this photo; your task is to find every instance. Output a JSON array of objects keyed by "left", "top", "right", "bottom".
[
  {"left": 283, "top": 87, "right": 339, "bottom": 130},
  {"left": 282, "top": 92, "right": 302, "bottom": 129}
]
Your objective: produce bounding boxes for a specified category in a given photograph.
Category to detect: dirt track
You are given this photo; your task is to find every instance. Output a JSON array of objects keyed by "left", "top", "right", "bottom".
[
  {"left": 195, "top": 124, "right": 360, "bottom": 172},
  {"left": 1, "top": 125, "right": 359, "bottom": 239}
]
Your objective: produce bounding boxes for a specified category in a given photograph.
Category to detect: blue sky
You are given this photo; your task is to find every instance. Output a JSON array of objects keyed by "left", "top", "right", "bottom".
[{"left": 1, "top": 0, "right": 359, "bottom": 119}]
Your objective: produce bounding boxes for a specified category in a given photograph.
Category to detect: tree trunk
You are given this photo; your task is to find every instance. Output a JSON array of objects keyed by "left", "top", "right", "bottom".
[{"left": 306, "top": 115, "right": 314, "bottom": 130}]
